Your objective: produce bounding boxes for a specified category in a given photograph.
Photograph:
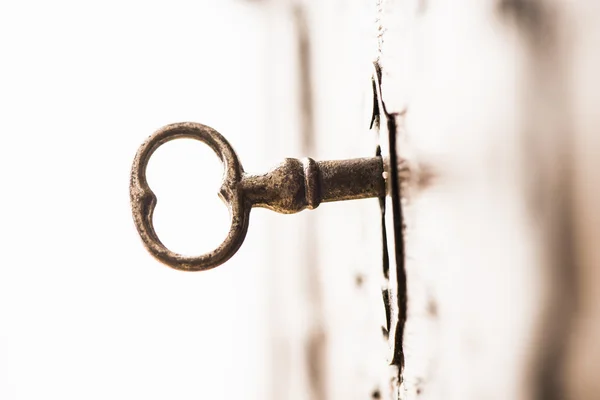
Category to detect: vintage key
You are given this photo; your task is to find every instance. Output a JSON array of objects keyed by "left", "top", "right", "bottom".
[{"left": 130, "top": 122, "right": 387, "bottom": 271}]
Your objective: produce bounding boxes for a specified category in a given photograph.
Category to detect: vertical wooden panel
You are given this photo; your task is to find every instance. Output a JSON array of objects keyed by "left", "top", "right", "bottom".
[
  {"left": 270, "top": 1, "right": 395, "bottom": 399},
  {"left": 302, "top": 1, "right": 392, "bottom": 398},
  {"left": 377, "top": 0, "right": 600, "bottom": 399},
  {"left": 258, "top": 1, "right": 600, "bottom": 399},
  {"left": 565, "top": 3, "right": 600, "bottom": 399},
  {"left": 262, "top": 4, "right": 316, "bottom": 399}
]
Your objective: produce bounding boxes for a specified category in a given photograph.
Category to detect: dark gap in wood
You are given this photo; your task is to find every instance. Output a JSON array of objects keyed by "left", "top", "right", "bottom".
[
  {"left": 386, "top": 110, "right": 407, "bottom": 373},
  {"left": 378, "top": 146, "right": 390, "bottom": 281},
  {"left": 497, "top": 0, "right": 556, "bottom": 47},
  {"left": 382, "top": 288, "right": 391, "bottom": 334},
  {"left": 370, "top": 75, "right": 381, "bottom": 130},
  {"left": 504, "top": 2, "right": 579, "bottom": 398}
]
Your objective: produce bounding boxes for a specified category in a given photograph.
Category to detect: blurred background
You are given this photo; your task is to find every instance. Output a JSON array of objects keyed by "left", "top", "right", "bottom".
[
  {"left": 0, "top": 1, "right": 271, "bottom": 399},
  {"left": 0, "top": 1, "right": 384, "bottom": 399}
]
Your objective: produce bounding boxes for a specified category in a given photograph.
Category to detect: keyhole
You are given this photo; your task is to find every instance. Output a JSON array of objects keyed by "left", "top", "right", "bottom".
[{"left": 146, "top": 138, "right": 230, "bottom": 257}]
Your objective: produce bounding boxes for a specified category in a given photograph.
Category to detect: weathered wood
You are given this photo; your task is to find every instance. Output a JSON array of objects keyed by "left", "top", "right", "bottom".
[
  {"left": 377, "top": 0, "right": 600, "bottom": 399},
  {"left": 259, "top": 1, "right": 600, "bottom": 399},
  {"left": 263, "top": 1, "right": 395, "bottom": 399},
  {"left": 563, "top": 4, "right": 600, "bottom": 399}
]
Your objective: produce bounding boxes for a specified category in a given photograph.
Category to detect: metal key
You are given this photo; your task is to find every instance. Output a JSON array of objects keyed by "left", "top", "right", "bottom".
[{"left": 130, "top": 122, "right": 387, "bottom": 271}]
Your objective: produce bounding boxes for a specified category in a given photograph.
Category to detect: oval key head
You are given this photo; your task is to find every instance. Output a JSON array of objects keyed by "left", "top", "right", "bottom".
[{"left": 130, "top": 122, "right": 250, "bottom": 271}]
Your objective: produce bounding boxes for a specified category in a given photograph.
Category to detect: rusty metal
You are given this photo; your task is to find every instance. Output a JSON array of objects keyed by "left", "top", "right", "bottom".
[
  {"left": 130, "top": 122, "right": 387, "bottom": 272},
  {"left": 372, "top": 62, "right": 406, "bottom": 374}
]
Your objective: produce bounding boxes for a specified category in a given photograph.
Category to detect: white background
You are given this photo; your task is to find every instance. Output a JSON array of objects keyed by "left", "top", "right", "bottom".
[{"left": 0, "top": 1, "right": 270, "bottom": 398}]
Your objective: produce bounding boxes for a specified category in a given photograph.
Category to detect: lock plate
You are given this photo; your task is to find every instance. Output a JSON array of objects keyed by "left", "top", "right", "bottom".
[{"left": 372, "top": 64, "right": 406, "bottom": 375}]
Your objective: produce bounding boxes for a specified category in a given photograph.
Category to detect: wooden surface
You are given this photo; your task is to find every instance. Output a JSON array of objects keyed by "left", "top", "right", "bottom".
[
  {"left": 260, "top": 1, "right": 391, "bottom": 399},
  {"left": 256, "top": 1, "right": 600, "bottom": 399},
  {"left": 377, "top": 1, "right": 600, "bottom": 399}
]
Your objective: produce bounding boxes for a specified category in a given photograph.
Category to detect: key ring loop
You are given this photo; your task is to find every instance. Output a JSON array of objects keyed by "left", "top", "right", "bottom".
[{"left": 130, "top": 122, "right": 249, "bottom": 271}]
